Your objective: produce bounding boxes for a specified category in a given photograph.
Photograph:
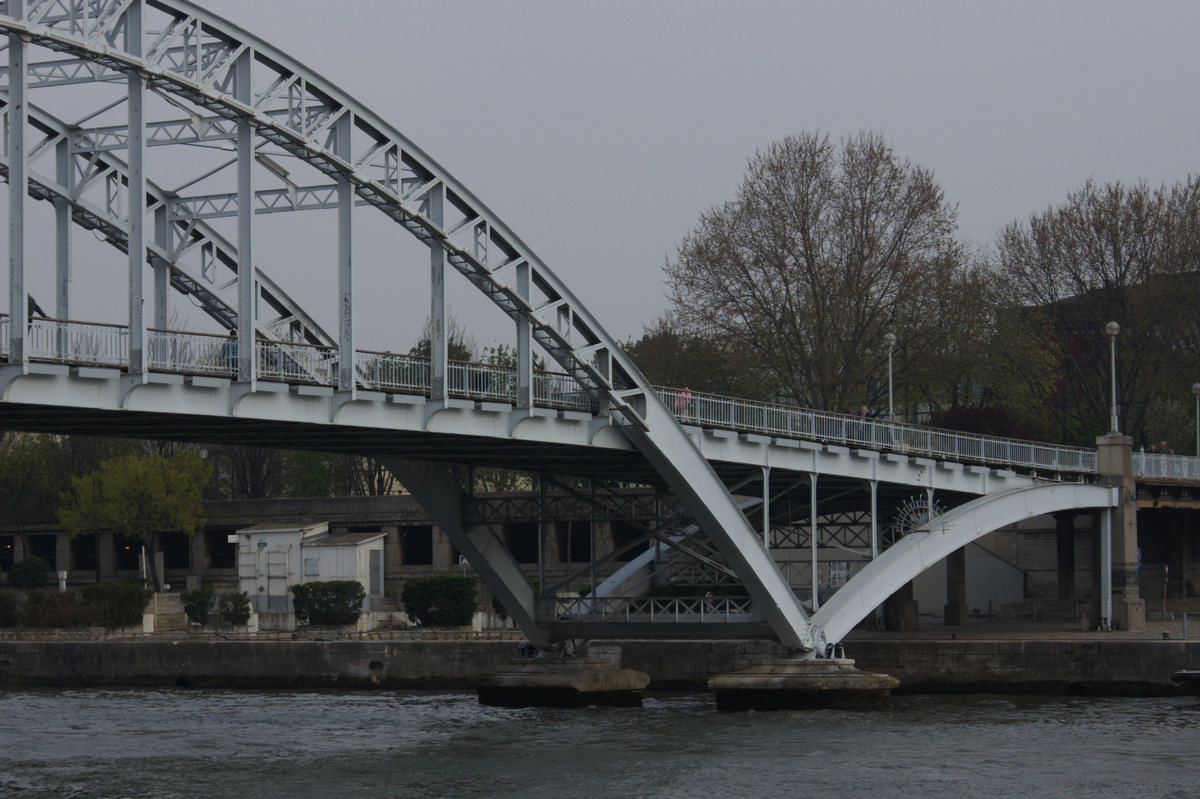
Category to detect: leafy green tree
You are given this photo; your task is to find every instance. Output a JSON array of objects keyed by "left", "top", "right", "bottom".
[
  {"left": 0, "top": 434, "right": 63, "bottom": 545},
  {"left": 57, "top": 452, "right": 211, "bottom": 592}
]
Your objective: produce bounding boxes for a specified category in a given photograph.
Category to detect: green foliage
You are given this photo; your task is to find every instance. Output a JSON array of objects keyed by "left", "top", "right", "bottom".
[
  {"left": 218, "top": 591, "right": 252, "bottom": 627},
  {"left": 8, "top": 555, "right": 51, "bottom": 590},
  {"left": 290, "top": 581, "right": 366, "bottom": 626},
  {"left": 402, "top": 575, "right": 477, "bottom": 627},
  {"left": 80, "top": 581, "right": 154, "bottom": 629},
  {"left": 58, "top": 451, "right": 211, "bottom": 590},
  {"left": 58, "top": 451, "right": 211, "bottom": 543},
  {"left": 24, "top": 588, "right": 87, "bottom": 628},
  {"left": 0, "top": 589, "right": 19, "bottom": 627},
  {"left": 181, "top": 587, "right": 216, "bottom": 626},
  {"left": 0, "top": 434, "right": 63, "bottom": 529}
]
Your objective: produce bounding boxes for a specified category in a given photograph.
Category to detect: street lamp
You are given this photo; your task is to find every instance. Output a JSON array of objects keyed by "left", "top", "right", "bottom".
[
  {"left": 1192, "top": 382, "right": 1200, "bottom": 456},
  {"left": 1105, "top": 321, "right": 1120, "bottom": 434},
  {"left": 884, "top": 332, "right": 897, "bottom": 421}
]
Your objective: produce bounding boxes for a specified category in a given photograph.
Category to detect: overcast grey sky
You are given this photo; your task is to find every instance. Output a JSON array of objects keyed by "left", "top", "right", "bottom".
[{"left": 200, "top": 0, "right": 1200, "bottom": 347}]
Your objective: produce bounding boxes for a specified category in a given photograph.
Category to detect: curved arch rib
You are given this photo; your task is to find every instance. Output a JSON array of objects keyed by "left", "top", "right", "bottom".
[
  {"left": 0, "top": 0, "right": 815, "bottom": 649},
  {"left": 810, "top": 483, "right": 1119, "bottom": 650}
]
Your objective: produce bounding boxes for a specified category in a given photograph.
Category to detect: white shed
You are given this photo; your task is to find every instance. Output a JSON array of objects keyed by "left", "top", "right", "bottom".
[{"left": 236, "top": 521, "right": 386, "bottom": 629}]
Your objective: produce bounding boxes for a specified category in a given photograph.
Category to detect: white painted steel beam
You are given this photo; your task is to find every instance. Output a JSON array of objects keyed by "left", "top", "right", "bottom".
[{"left": 810, "top": 483, "right": 1119, "bottom": 649}]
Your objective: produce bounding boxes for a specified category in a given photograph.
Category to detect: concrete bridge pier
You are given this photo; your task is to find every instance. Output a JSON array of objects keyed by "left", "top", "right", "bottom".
[
  {"left": 944, "top": 548, "right": 969, "bottom": 626},
  {"left": 707, "top": 656, "right": 900, "bottom": 711},
  {"left": 1097, "top": 434, "right": 1145, "bottom": 631},
  {"left": 472, "top": 644, "right": 650, "bottom": 708}
]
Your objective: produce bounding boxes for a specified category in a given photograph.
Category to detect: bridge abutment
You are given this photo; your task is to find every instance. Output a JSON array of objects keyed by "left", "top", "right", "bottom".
[{"left": 1097, "top": 434, "right": 1145, "bottom": 631}]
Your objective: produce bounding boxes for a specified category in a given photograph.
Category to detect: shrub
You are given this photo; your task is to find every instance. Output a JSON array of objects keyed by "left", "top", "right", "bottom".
[
  {"left": 402, "top": 575, "right": 477, "bottom": 627},
  {"left": 24, "top": 588, "right": 86, "bottom": 628},
  {"left": 8, "top": 555, "right": 51, "bottom": 590},
  {"left": 0, "top": 589, "right": 20, "bottom": 627},
  {"left": 181, "top": 587, "right": 216, "bottom": 626},
  {"left": 80, "top": 581, "right": 154, "bottom": 629},
  {"left": 218, "top": 591, "right": 251, "bottom": 627},
  {"left": 290, "top": 581, "right": 365, "bottom": 626}
]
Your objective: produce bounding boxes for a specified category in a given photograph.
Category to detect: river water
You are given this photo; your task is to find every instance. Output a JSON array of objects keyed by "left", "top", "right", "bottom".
[{"left": 2, "top": 689, "right": 1198, "bottom": 799}]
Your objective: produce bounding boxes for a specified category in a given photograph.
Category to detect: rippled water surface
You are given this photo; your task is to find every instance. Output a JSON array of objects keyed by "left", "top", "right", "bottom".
[{"left": 3, "top": 689, "right": 1198, "bottom": 798}]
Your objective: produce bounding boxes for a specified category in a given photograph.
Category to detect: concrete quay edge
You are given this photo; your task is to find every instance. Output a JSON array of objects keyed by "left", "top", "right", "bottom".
[{"left": 0, "top": 626, "right": 1198, "bottom": 696}]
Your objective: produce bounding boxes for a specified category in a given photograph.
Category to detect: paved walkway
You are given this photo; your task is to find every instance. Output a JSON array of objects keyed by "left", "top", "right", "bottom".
[{"left": 846, "top": 615, "right": 1200, "bottom": 642}]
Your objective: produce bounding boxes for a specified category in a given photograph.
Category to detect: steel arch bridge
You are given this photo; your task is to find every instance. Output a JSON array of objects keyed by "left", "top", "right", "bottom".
[{"left": 0, "top": 0, "right": 1131, "bottom": 656}]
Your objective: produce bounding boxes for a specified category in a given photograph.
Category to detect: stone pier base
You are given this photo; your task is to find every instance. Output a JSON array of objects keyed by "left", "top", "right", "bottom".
[
  {"left": 707, "top": 658, "right": 900, "bottom": 711},
  {"left": 473, "top": 655, "right": 650, "bottom": 708}
]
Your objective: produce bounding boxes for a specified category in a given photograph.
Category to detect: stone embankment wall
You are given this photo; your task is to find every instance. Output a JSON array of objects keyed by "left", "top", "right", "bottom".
[{"left": 0, "top": 638, "right": 1198, "bottom": 695}]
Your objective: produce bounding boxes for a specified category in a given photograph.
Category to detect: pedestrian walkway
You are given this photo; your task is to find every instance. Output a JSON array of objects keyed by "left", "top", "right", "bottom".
[{"left": 847, "top": 615, "right": 1200, "bottom": 642}]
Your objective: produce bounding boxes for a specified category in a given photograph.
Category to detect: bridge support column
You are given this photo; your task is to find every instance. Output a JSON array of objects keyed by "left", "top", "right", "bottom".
[
  {"left": 944, "top": 547, "right": 968, "bottom": 626},
  {"left": 1055, "top": 511, "right": 1077, "bottom": 600},
  {"left": 1096, "top": 434, "right": 1144, "bottom": 631},
  {"left": 884, "top": 582, "right": 919, "bottom": 631}
]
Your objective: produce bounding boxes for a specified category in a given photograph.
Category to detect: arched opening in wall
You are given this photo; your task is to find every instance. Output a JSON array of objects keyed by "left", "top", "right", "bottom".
[
  {"left": 556, "top": 521, "right": 591, "bottom": 564},
  {"left": 611, "top": 521, "right": 647, "bottom": 562},
  {"left": 505, "top": 522, "right": 539, "bottom": 564},
  {"left": 70, "top": 534, "right": 98, "bottom": 573},
  {"left": 204, "top": 528, "right": 238, "bottom": 570},
  {"left": 401, "top": 525, "right": 433, "bottom": 566}
]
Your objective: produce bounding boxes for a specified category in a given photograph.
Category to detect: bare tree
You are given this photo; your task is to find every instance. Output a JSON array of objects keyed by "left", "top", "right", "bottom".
[
  {"left": 665, "top": 131, "right": 966, "bottom": 413},
  {"left": 211, "top": 445, "right": 287, "bottom": 499},
  {"left": 992, "top": 178, "right": 1200, "bottom": 444}
]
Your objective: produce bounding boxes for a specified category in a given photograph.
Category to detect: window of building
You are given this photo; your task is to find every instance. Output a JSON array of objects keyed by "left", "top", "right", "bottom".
[
  {"left": 114, "top": 535, "right": 141, "bottom": 572},
  {"left": 505, "top": 522, "right": 539, "bottom": 564},
  {"left": 556, "top": 521, "right": 591, "bottom": 563},
  {"left": 401, "top": 525, "right": 433, "bottom": 566},
  {"left": 204, "top": 528, "right": 238, "bottom": 570},
  {"left": 27, "top": 534, "right": 57, "bottom": 568},
  {"left": 0, "top": 535, "right": 14, "bottom": 571},
  {"left": 70, "top": 534, "right": 98, "bottom": 573},
  {"left": 611, "top": 521, "right": 647, "bottom": 562},
  {"left": 161, "top": 530, "right": 191, "bottom": 571}
]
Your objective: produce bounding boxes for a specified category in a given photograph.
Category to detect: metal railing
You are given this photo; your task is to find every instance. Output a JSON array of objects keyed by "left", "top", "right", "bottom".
[
  {"left": 148, "top": 329, "right": 234, "bottom": 376},
  {"left": 1134, "top": 452, "right": 1200, "bottom": 481},
  {"left": 552, "top": 595, "right": 757, "bottom": 623},
  {"left": 657, "top": 385, "right": 1099, "bottom": 474},
  {"left": 7, "top": 314, "right": 1200, "bottom": 480}
]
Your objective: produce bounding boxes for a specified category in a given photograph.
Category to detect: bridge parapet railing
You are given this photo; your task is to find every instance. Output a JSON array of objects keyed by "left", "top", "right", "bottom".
[
  {"left": 534, "top": 371, "right": 593, "bottom": 412},
  {"left": 656, "top": 386, "right": 1098, "bottom": 475},
  {"left": 1135, "top": 452, "right": 1200, "bottom": 480},
  {"left": 447, "top": 360, "right": 514, "bottom": 403},
  {"left": 8, "top": 316, "right": 129, "bottom": 367},
  {"left": 356, "top": 350, "right": 430, "bottom": 394},
  {"left": 256, "top": 339, "right": 337, "bottom": 385},
  {"left": 553, "top": 595, "right": 757, "bottom": 623},
  {"left": 148, "top": 329, "right": 235, "bottom": 377}
]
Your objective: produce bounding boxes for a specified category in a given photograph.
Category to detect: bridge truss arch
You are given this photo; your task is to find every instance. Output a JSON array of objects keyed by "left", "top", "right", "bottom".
[
  {"left": 809, "top": 483, "right": 1119, "bottom": 650},
  {"left": 0, "top": 1, "right": 815, "bottom": 649}
]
